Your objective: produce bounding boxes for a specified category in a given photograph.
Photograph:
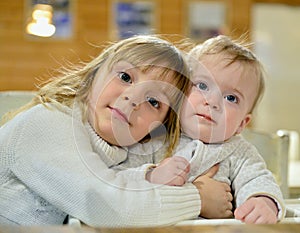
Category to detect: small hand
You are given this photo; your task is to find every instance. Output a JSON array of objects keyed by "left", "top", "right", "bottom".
[
  {"left": 146, "top": 156, "right": 190, "bottom": 186},
  {"left": 192, "top": 164, "right": 233, "bottom": 218},
  {"left": 234, "top": 196, "right": 278, "bottom": 224}
]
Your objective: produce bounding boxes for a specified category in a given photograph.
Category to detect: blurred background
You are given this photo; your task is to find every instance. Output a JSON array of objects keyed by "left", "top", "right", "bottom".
[{"left": 1, "top": 0, "right": 300, "bottom": 194}]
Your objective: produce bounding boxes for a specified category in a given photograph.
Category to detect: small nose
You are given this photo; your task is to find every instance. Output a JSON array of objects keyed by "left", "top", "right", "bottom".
[
  {"left": 203, "top": 93, "right": 221, "bottom": 111},
  {"left": 123, "top": 96, "right": 140, "bottom": 110}
]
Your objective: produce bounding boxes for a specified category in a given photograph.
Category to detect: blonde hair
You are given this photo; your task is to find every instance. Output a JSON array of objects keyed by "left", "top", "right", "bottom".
[
  {"left": 2, "top": 35, "right": 191, "bottom": 157},
  {"left": 189, "top": 35, "right": 265, "bottom": 113}
]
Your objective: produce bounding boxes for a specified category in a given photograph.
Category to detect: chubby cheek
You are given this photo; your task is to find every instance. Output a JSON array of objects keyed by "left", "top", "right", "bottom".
[
  {"left": 222, "top": 114, "right": 241, "bottom": 140},
  {"left": 180, "top": 99, "right": 198, "bottom": 132}
]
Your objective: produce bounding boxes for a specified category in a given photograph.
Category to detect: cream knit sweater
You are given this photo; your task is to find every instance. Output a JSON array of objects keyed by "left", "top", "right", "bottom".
[{"left": 0, "top": 104, "right": 200, "bottom": 226}]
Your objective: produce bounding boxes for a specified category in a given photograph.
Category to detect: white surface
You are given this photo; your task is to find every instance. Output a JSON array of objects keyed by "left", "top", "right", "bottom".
[
  {"left": 176, "top": 218, "right": 243, "bottom": 226},
  {"left": 176, "top": 217, "right": 300, "bottom": 226},
  {"left": 176, "top": 199, "right": 300, "bottom": 226},
  {"left": 252, "top": 4, "right": 300, "bottom": 158},
  {"left": 289, "top": 161, "right": 300, "bottom": 187}
]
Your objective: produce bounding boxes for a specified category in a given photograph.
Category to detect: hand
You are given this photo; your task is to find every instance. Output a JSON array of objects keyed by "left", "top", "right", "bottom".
[
  {"left": 234, "top": 196, "right": 278, "bottom": 224},
  {"left": 146, "top": 156, "right": 190, "bottom": 186},
  {"left": 192, "top": 164, "right": 233, "bottom": 219}
]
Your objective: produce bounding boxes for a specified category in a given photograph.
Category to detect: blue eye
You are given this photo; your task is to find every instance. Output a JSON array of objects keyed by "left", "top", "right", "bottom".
[
  {"left": 225, "top": 95, "right": 238, "bottom": 103},
  {"left": 196, "top": 82, "right": 208, "bottom": 91},
  {"left": 118, "top": 72, "right": 132, "bottom": 83},
  {"left": 147, "top": 96, "right": 160, "bottom": 108}
]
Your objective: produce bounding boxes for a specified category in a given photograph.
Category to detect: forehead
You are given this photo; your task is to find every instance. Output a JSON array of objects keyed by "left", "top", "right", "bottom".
[
  {"left": 199, "top": 54, "right": 259, "bottom": 85},
  {"left": 105, "top": 60, "right": 182, "bottom": 104}
]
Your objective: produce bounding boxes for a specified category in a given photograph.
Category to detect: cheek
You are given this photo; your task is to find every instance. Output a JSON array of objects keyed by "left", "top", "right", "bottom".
[
  {"left": 182, "top": 95, "right": 198, "bottom": 116},
  {"left": 142, "top": 105, "right": 169, "bottom": 129},
  {"left": 223, "top": 110, "right": 242, "bottom": 134},
  {"left": 154, "top": 101, "right": 170, "bottom": 120}
]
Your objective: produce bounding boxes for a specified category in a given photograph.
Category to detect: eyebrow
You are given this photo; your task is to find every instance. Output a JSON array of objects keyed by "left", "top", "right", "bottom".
[
  {"left": 192, "top": 74, "right": 213, "bottom": 82},
  {"left": 232, "top": 87, "right": 245, "bottom": 101}
]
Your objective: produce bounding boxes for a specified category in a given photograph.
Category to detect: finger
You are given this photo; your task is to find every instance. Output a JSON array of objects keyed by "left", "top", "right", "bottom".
[
  {"left": 168, "top": 175, "right": 186, "bottom": 186},
  {"left": 227, "top": 192, "right": 233, "bottom": 202},
  {"left": 225, "top": 209, "right": 234, "bottom": 218},
  {"left": 175, "top": 168, "right": 189, "bottom": 183},
  {"left": 203, "top": 163, "right": 219, "bottom": 177},
  {"left": 243, "top": 211, "right": 260, "bottom": 224},
  {"left": 173, "top": 157, "right": 190, "bottom": 173},
  {"left": 173, "top": 156, "right": 189, "bottom": 163},
  {"left": 254, "top": 215, "right": 269, "bottom": 224},
  {"left": 224, "top": 183, "right": 231, "bottom": 192},
  {"left": 227, "top": 201, "right": 233, "bottom": 213},
  {"left": 234, "top": 203, "right": 254, "bottom": 220}
]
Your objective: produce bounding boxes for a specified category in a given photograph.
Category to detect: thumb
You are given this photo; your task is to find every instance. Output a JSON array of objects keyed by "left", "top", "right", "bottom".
[{"left": 203, "top": 163, "right": 219, "bottom": 178}]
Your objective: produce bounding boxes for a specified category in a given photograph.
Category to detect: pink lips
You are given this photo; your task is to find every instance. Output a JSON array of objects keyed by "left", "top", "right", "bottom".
[
  {"left": 196, "top": 113, "right": 216, "bottom": 123},
  {"left": 110, "top": 107, "right": 129, "bottom": 123}
]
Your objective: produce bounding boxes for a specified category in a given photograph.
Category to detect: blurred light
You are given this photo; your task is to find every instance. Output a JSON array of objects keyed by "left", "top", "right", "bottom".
[{"left": 26, "top": 4, "right": 56, "bottom": 37}]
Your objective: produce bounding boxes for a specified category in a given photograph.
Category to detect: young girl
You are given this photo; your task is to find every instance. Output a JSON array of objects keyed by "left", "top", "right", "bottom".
[{"left": 0, "top": 35, "right": 195, "bottom": 226}]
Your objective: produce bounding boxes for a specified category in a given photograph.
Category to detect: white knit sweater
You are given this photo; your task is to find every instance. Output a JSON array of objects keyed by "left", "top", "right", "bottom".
[
  {"left": 115, "top": 135, "right": 286, "bottom": 220},
  {"left": 0, "top": 103, "right": 200, "bottom": 226}
]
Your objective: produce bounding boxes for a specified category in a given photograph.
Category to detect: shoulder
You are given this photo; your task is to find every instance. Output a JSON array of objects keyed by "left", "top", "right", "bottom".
[
  {"left": 227, "top": 134, "right": 258, "bottom": 152},
  {"left": 2, "top": 103, "right": 87, "bottom": 153},
  {"left": 228, "top": 134, "right": 266, "bottom": 164}
]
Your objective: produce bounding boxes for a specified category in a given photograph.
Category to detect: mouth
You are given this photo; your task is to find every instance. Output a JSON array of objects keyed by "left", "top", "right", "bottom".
[
  {"left": 196, "top": 113, "right": 216, "bottom": 124},
  {"left": 109, "top": 106, "right": 130, "bottom": 124}
]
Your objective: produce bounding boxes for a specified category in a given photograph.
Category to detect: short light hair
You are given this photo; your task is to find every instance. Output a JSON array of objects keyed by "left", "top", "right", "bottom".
[{"left": 189, "top": 35, "right": 265, "bottom": 113}]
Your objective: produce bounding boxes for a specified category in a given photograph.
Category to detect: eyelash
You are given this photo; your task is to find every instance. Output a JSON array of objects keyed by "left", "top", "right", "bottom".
[
  {"left": 225, "top": 95, "right": 238, "bottom": 103},
  {"left": 146, "top": 96, "right": 160, "bottom": 109},
  {"left": 118, "top": 72, "right": 132, "bottom": 83}
]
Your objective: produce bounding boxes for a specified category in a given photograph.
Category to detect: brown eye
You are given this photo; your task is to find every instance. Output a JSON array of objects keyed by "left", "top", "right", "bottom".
[
  {"left": 147, "top": 96, "right": 160, "bottom": 108},
  {"left": 118, "top": 72, "right": 132, "bottom": 83}
]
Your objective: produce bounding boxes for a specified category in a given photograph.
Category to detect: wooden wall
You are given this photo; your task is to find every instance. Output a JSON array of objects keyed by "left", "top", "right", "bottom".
[{"left": 0, "top": 0, "right": 299, "bottom": 91}]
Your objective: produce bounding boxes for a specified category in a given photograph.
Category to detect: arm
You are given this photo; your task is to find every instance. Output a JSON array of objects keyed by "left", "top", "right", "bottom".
[
  {"left": 146, "top": 158, "right": 233, "bottom": 219},
  {"left": 8, "top": 105, "right": 201, "bottom": 227},
  {"left": 230, "top": 137, "right": 286, "bottom": 223},
  {"left": 145, "top": 156, "right": 190, "bottom": 186}
]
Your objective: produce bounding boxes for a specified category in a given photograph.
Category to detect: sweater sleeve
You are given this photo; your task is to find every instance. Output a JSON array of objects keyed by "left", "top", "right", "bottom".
[
  {"left": 9, "top": 105, "right": 200, "bottom": 227},
  {"left": 230, "top": 138, "right": 286, "bottom": 220}
]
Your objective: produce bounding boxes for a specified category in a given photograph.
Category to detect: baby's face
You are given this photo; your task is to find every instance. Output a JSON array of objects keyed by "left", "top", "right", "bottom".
[{"left": 181, "top": 54, "right": 259, "bottom": 143}]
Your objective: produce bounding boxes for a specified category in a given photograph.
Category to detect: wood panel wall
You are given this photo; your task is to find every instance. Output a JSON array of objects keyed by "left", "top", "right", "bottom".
[{"left": 0, "top": 0, "right": 299, "bottom": 91}]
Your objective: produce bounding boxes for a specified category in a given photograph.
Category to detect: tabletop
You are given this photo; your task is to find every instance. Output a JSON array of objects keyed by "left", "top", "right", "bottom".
[
  {"left": 1, "top": 199, "right": 299, "bottom": 233},
  {"left": 1, "top": 223, "right": 300, "bottom": 233}
]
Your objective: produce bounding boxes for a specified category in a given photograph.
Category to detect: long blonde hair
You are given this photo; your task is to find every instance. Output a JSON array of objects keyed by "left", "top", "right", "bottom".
[{"left": 2, "top": 35, "right": 191, "bottom": 157}]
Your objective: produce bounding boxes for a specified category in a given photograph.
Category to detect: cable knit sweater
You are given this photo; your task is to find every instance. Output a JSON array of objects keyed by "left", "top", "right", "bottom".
[
  {"left": 0, "top": 103, "right": 200, "bottom": 226},
  {"left": 115, "top": 134, "right": 286, "bottom": 220}
]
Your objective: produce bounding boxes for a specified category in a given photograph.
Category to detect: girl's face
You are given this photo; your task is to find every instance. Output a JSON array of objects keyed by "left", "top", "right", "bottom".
[
  {"left": 88, "top": 60, "right": 174, "bottom": 146},
  {"left": 181, "top": 55, "right": 259, "bottom": 143}
]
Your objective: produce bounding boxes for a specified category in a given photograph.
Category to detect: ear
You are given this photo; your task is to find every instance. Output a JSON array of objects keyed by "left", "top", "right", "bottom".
[{"left": 236, "top": 114, "right": 252, "bottom": 134}]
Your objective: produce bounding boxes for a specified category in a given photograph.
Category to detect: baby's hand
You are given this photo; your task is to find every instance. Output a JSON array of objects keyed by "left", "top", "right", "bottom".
[
  {"left": 146, "top": 156, "right": 190, "bottom": 186},
  {"left": 234, "top": 196, "right": 278, "bottom": 224}
]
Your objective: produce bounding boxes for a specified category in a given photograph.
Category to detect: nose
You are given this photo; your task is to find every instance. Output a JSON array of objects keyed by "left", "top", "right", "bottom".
[
  {"left": 123, "top": 96, "right": 140, "bottom": 110},
  {"left": 203, "top": 91, "right": 221, "bottom": 111}
]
